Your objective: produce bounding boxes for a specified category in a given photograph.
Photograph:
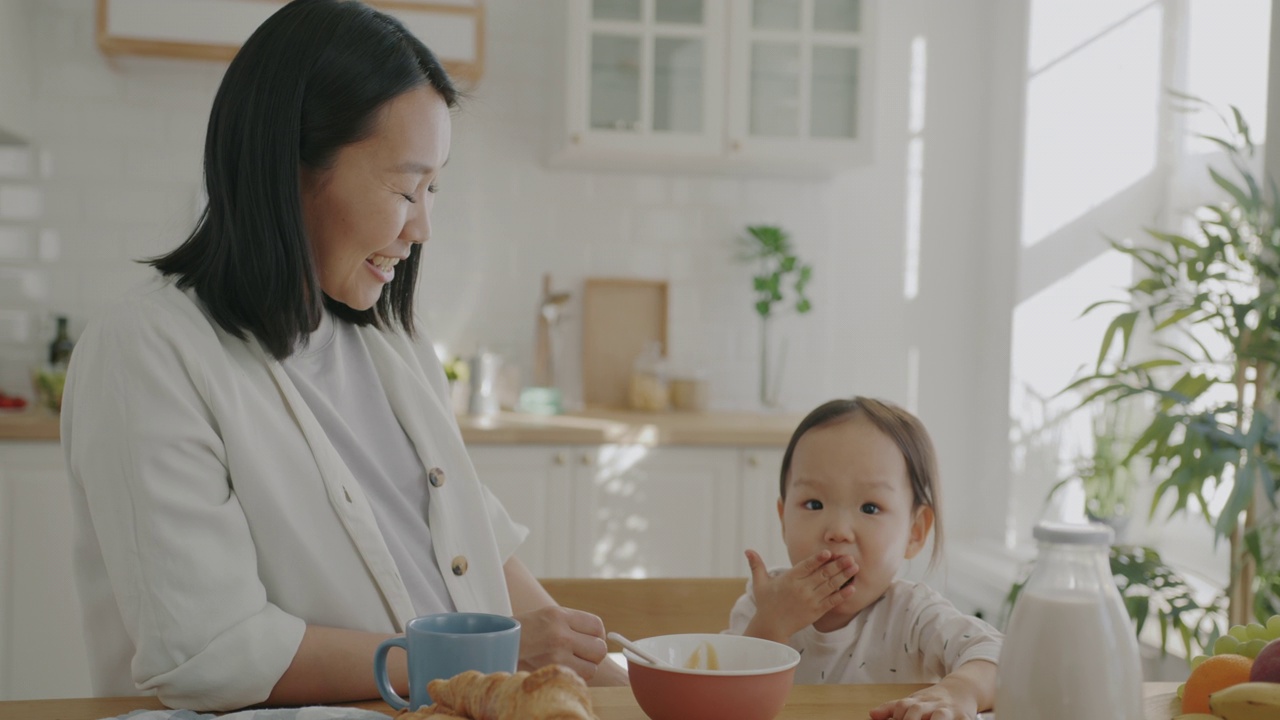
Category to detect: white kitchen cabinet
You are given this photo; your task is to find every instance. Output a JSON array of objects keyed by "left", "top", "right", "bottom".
[
  {"left": 554, "top": 0, "right": 872, "bottom": 176},
  {"left": 562, "top": 0, "right": 727, "bottom": 160},
  {"left": 0, "top": 438, "right": 783, "bottom": 700},
  {"left": 726, "top": 0, "right": 873, "bottom": 169},
  {"left": 468, "top": 445, "right": 575, "bottom": 577},
  {"left": 471, "top": 443, "right": 789, "bottom": 579},
  {"left": 571, "top": 445, "right": 741, "bottom": 577},
  {"left": 0, "top": 442, "right": 91, "bottom": 701},
  {"left": 738, "top": 447, "right": 790, "bottom": 569}
]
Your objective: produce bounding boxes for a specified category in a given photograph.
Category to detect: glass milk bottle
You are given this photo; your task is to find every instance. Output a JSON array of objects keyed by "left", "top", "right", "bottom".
[{"left": 996, "top": 521, "right": 1143, "bottom": 720}]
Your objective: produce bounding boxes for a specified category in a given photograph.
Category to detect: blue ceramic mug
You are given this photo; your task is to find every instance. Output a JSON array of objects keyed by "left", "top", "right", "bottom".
[{"left": 373, "top": 612, "right": 521, "bottom": 710}]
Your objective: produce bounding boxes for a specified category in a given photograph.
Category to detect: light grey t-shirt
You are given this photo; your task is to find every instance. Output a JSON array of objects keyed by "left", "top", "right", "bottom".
[{"left": 282, "top": 311, "right": 456, "bottom": 616}]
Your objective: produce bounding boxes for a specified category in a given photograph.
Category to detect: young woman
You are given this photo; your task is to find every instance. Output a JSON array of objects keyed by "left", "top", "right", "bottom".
[{"left": 62, "top": 0, "right": 624, "bottom": 710}]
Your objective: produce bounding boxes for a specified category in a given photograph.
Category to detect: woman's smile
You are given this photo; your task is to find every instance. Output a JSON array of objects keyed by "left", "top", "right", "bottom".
[{"left": 366, "top": 253, "right": 401, "bottom": 282}]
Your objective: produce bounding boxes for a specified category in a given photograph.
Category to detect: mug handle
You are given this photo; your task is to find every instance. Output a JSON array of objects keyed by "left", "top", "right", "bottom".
[{"left": 373, "top": 636, "right": 409, "bottom": 710}]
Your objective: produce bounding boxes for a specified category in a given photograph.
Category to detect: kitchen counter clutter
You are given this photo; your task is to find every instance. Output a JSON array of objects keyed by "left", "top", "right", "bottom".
[{"left": 1, "top": 408, "right": 803, "bottom": 446}]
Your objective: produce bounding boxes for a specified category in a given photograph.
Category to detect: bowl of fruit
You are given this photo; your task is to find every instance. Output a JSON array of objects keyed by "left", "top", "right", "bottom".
[{"left": 1179, "top": 617, "right": 1280, "bottom": 718}]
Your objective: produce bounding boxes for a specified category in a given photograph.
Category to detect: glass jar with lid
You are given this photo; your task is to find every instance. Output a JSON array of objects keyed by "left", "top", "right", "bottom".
[{"left": 996, "top": 521, "right": 1143, "bottom": 720}]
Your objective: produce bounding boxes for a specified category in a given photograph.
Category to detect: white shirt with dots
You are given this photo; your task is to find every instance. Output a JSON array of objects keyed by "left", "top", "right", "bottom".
[{"left": 727, "top": 575, "right": 1003, "bottom": 684}]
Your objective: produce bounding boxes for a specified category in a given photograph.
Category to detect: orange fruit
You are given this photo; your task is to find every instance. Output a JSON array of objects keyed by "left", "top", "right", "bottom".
[{"left": 1182, "top": 653, "right": 1253, "bottom": 713}]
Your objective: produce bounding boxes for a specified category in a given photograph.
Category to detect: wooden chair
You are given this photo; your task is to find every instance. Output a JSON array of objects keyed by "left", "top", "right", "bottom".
[{"left": 540, "top": 577, "right": 747, "bottom": 640}]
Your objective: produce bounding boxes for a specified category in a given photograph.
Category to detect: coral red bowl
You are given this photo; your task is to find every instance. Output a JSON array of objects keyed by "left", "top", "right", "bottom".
[{"left": 624, "top": 633, "right": 801, "bottom": 720}]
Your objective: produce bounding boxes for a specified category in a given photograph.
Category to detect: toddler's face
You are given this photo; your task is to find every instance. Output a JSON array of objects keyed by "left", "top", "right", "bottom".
[{"left": 778, "top": 415, "right": 932, "bottom": 631}]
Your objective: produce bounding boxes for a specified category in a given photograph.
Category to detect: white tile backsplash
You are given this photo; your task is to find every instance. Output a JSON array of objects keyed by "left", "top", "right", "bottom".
[
  {"left": 0, "top": 226, "right": 33, "bottom": 261},
  {"left": 0, "top": 184, "right": 41, "bottom": 221},
  {"left": 0, "top": 147, "right": 32, "bottom": 178},
  {"left": 0, "top": 309, "right": 33, "bottom": 344}
]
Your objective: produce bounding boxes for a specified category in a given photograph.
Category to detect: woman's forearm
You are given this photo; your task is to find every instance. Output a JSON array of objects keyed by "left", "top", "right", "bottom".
[{"left": 265, "top": 625, "right": 406, "bottom": 706}]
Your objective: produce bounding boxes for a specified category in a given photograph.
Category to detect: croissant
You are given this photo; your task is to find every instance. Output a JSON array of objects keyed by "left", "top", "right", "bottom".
[{"left": 426, "top": 664, "right": 596, "bottom": 720}]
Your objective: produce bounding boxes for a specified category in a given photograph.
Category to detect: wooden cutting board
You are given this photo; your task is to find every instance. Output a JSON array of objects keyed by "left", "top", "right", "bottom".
[{"left": 581, "top": 278, "right": 668, "bottom": 409}]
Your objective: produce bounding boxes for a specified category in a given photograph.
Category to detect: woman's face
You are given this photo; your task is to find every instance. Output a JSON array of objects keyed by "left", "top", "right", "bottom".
[{"left": 300, "top": 85, "right": 451, "bottom": 311}]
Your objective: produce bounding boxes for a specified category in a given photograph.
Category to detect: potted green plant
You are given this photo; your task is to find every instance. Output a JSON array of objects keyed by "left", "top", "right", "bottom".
[
  {"left": 736, "top": 225, "right": 813, "bottom": 408},
  {"left": 1066, "top": 96, "right": 1280, "bottom": 625}
]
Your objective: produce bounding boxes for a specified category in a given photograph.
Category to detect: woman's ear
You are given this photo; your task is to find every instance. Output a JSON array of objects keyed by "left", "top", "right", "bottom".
[
  {"left": 904, "top": 505, "right": 935, "bottom": 559},
  {"left": 776, "top": 496, "right": 785, "bottom": 534}
]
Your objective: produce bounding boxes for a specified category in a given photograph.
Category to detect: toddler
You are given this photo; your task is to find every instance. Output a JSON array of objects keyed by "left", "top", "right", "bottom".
[{"left": 728, "top": 397, "right": 1001, "bottom": 720}]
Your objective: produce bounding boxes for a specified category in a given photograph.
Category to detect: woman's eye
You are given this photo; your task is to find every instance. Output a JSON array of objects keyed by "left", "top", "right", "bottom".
[
  {"left": 802, "top": 499, "right": 823, "bottom": 510},
  {"left": 400, "top": 192, "right": 417, "bottom": 204},
  {"left": 861, "top": 503, "right": 880, "bottom": 515}
]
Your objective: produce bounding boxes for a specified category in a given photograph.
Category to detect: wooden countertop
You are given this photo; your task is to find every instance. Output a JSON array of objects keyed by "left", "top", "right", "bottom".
[
  {"left": 456, "top": 408, "right": 801, "bottom": 447},
  {"left": 0, "top": 408, "right": 801, "bottom": 447},
  {"left": 0, "top": 407, "right": 58, "bottom": 441},
  {"left": 0, "top": 683, "right": 1182, "bottom": 719}
]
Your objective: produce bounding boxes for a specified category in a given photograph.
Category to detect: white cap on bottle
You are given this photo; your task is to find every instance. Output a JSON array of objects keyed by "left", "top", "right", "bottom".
[{"left": 1032, "top": 520, "right": 1114, "bottom": 545}]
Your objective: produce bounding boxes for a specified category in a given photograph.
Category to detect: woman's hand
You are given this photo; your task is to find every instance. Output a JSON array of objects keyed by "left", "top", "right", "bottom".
[
  {"left": 869, "top": 660, "right": 995, "bottom": 720},
  {"left": 513, "top": 605, "right": 610, "bottom": 680},
  {"left": 741, "top": 548, "right": 857, "bottom": 643},
  {"left": 503, "top": 556, "right": 627, "bottom": 685}
]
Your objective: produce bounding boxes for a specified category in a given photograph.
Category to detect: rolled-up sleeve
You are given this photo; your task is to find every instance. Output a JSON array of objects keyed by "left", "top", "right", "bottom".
[
  {"left": 64, "top": 303, "right": 305, "bottom": 710},
  {"left": 480, "top": 484, "right": 529, "bottom": 562}
]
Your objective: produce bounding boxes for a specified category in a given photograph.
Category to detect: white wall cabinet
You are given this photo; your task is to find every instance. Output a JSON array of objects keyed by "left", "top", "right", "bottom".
[
  {"left": 96, "top": 0, "right": 486, "bottom": 83},
  {"left": 554, "top": 0, "right": 873, "bottom": 176}
]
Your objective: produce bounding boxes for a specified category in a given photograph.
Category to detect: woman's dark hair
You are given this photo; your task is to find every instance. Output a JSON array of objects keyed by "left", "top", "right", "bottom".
[
  {"left": 149, "top": 0, "right": 459, "bottom": 359},
  {"left": 779, "top": 397, "right": 944, "bottom": 565}
]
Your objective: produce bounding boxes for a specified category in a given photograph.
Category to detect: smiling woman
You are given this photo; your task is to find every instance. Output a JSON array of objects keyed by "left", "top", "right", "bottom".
[{"left": 59, "top": 0, "right": 624, "bottom": 713}]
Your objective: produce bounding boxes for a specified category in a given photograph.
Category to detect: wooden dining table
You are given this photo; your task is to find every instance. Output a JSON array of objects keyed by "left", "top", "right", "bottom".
[{"left": 0, "top": 683, "right": 1182, "bottom": 719}]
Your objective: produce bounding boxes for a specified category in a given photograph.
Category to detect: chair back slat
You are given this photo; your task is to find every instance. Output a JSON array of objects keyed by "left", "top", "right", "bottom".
[{"left": 540, "top": 577, "right": 746, "bottom": 640}]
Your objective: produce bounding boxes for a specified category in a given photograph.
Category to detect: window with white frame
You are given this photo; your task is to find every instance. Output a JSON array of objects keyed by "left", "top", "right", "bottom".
[{"left": 1007, "top": 0, "right": 1271, "bottom": 611}]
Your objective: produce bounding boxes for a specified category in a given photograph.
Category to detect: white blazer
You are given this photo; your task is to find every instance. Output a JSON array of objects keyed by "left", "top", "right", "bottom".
[{"left": 61, "top": 277, "right": 526, "bottom": 710}]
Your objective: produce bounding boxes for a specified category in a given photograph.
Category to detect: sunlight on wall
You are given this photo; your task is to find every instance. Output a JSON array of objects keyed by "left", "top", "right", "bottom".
[
  {"left": 1026, "top": 0, "right": 1156, "bottom": 73},
  {"left": 1020, "top": 2, "right": 1161, "bottom": 248},
  {"left": 903, "top": 36, "right": 927, "bottom": 301},
  {"left": 1009, "top": 250, "right": 1133, "bottom": 539},
  {"left": 1182, "top": 0, "right": 1271, "bottom": 152}
]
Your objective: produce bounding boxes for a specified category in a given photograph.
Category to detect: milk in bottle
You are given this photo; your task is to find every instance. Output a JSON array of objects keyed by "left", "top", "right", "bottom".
[{"left": 995, "top": 521, "right": 1143, "bottom": 720}]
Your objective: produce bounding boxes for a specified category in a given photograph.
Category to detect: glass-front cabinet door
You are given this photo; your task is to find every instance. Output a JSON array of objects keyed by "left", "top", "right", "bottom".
[
  {"left": 565, "top": 0, "right": 725, "bottom": 161},
  {"left": 727, "top": 0, "right": 871, "bottom": 165}
]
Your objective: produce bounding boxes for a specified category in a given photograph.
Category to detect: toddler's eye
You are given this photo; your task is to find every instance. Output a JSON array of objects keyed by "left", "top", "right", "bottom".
[
  {"left": 427, "top": 182, "right": 440, "bottom": 194},
  {"left": 861, "top": 503, "right": 880, "bottom": 515},
  {"left": 803, "top": 499, "right": 823, "bottom": 510}
]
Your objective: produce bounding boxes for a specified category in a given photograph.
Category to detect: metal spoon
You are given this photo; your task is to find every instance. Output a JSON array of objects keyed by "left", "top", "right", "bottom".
[{"left": 606, "top": 631, "right": 671, "bottom": 668}]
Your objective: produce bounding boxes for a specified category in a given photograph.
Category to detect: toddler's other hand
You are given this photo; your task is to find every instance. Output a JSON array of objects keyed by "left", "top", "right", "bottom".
[{"left": 742, "top": 548, "right": 856, "bottom": 643}]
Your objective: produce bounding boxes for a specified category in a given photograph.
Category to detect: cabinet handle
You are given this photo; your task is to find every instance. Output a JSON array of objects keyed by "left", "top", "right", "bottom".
[
  {"left": 570, "top": 132, "right": 582, "bottom": 145},
  {"left": 553, "top": 452, "right": 566, "bottom": 466},
  {"left": 730, "top": 139, "right": 743, "bottom": 152},
  {"left": 747, "top": 455, "right": 758, "bottom": 467},
  {"left": 579, "top": 454, "right": 592, "bottom": 466}
]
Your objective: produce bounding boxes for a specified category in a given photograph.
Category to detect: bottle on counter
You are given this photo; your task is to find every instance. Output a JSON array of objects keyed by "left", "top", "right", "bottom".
[
  {"left": 628, "top": 341, "right": 669, "bottom": 412},
  {"left": 996, "top": 521, "right": 1143, "bottom": 720},
  {"left": 48, "top": 315, "right": 75, "bottom": 368}
]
